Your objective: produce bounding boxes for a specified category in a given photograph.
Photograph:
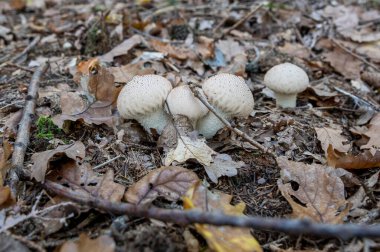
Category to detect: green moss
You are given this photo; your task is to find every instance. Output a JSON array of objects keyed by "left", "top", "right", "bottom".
[{"left": 36, "top": 116, "right": 61, "bottom": 140}]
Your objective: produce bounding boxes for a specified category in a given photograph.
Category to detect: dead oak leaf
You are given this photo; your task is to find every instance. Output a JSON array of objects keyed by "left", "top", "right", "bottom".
[
  {"left": 323, "top": 45, "right": 361, "bottom": 79},
  {"left": 95, "top": 170, "right": 125, "bottom": 202},
  {"left": 327, "top": 147, "right": 380, "bottom": 169},
  {"left": 150, "top": 39, "right": 197, "bottom": 60},
  {"left": 164, "top": 136, "right": 215, "bottom": 166},
  {"left": 315, "top": 126, "right": 351, "bottom": 165},
  {"left": 59, "top": 233, "right": 115, "bottom": 252},
  {"left": 277, "top": 157, "right": 350, "bottom": 224},
  {"left": 31, "top": 141, "right": 86, "bottom": 182},
  {"left": 124, "top": 166, "right": 199, "bottom": 205},
  {"left": 183, "top": 182, "right": 262, "bottom": 252},
  {"left": 204, "top": 153, "right": 245, "bottom": 183},
  {"left": 108, "top": 62, "right": 155, "bottom": 83}
]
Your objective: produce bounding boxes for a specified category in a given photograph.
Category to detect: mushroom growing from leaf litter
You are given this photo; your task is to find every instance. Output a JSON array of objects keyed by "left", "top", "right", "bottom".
[
  {"left": 197, "top": 73, "right": 254, "bottom": 139},
  {"left": 165, "top": 85, "right": 208, "bottom": 128},
  {"left": 263, "top": 62, "right": 309, "bottom": 108},
  {"left": 117, "top": 75, "right": 172, "bottom": 134}
]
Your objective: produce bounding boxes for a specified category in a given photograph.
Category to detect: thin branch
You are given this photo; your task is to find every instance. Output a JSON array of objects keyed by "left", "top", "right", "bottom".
[
  {"left": 43, "top": 180, "right": 380, "bottom": 240},
  {"left": 331, "top": 38, "right": 380, "bottom": 72},
  {"left": 191, "top": 86, "right": 270, "bottom": 154},
  {"left": 8, "top": 63, "right": 49, "bottom": 196},
  {"left": 10, "top": 36, "right": 41, "bottom": 64},
  {"left": 334, "top": 87, "right": 380, "bottom": 112}
]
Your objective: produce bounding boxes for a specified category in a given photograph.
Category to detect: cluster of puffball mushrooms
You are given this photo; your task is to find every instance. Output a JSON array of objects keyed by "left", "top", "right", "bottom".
[{"left": 117, "top": 62, "right": 309, "bottom": 139}]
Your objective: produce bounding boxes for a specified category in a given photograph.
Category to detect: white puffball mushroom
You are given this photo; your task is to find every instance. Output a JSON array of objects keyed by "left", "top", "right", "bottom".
[
  {"left": 197, "top": 73, "right": 254, "bottom": 139},
  {"left": 165, "top": 85, "right": 208, "bottom": 128},
  {"left": 117, "top": 75, "right": 172, "bottom": 134},
  {"left": 263, "top": 62, "right": 309, "bottom": 108}
]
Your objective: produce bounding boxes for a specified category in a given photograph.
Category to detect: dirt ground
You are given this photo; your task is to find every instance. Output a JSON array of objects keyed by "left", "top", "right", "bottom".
[{"left": 0, "top": 0, "right": 380, "bottom": 251}]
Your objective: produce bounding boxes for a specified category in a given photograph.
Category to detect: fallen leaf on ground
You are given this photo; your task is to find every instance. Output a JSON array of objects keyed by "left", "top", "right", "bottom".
[
  {"left": 99, "top": 34, "right": 144, "bottom": 62},
  {"left": 164, "top": 136, "right": 216, "bottom": 166},
  {"left": 95, "top": 170, "right": 125, "bottom": 202},
  {"left": 59, "top": 233, "right": 115, "bottom": 252},
  {"left": 108, "top": 62, "right": 155, "bottom": 83},
  {"left": 277, "top": 157, "right": 350, "bottom": 224},
  {"left": 215, "top": 39, "right": 245, "bottom": 63},
  {"left": 327, "top": 147, "right": 380, "bottom": 169},
  {"left": 0, "top": 233, "right": 29, "bottom": 252},
  {"left": 150, "top": 39, "right": 197, "bottom": 60},
  {"left": 315, "top": 126, "right": 351, "bottom": 166},
  {"left": 31, "top": 141, "right": 86, "bottom": 182},
  {"left": 0, "top": 140, "right": 13, "bottom": 186},
  {"left": 323, "top": 45, "right": 361, "bottom": 79},
  {"left": 360, "top": 113, "right": 380, "bottom": 152},
  {"left": 204, "top": 153, "right": 245, "bottom": 183},
  {"left": 52, "top": 92, "right": 118, "bottom": 130},
  {"left": 124, "top": 166, "right": 199, "bottom": 205},
  {"left": 183, "top": 182, "right": 262, "bottom": 252},
  {"left": 0, "top": 186, "right": 14, "bottom": 209},
  {"left": 278, "top": 42, "right": 310, "bottom": 59}
]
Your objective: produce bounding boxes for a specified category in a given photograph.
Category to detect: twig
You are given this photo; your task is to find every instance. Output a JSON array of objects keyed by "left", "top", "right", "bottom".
[
  {"left": 191, "top": 87, "right": 270, "bottom": 154},
  {"left": 43, "top": 180, "right": 380, "bottom": 240},
  {"left": 4, "top": 231, "right": 46, "bottom": 252},
  {"left": 223, "top": 4, "right": 263, "bottom": 35},
  {"left": 8, "top": 63, "right": 49, "bottom": 197},
  {"left": 331, "top": 38, "right": 380, "bottom": 72},
  {"left": 10, "top": 36, "right": 41, "bottom": 64},
  {"left": 334, "top": 87, "right": 380, "bottom": 112},
  {"left": 93, "top": 155, "right": 123, "bottom": 170}
]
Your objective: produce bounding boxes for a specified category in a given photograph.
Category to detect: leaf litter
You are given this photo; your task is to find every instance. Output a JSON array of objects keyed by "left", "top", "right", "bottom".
[{"left": 0, "top": 0, "right": 380, "bottom": 251}]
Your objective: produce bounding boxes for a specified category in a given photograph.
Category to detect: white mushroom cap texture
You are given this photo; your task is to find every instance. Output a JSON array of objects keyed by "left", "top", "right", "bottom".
[
  {"left": 117, "top": 75, "right": 172, "bottom": 133},
  {"left": 202, "top": 73, "right": 254, "bottom": 117},
  {"left": 264, "top": 63, "right": 309, "bottom": 94},
  {"left": 165, "top": 85, "right": 208, "bottom": 122}
]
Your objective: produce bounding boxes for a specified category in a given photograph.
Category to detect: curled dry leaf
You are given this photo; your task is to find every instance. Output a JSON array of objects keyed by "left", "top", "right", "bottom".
[
  {"left": 59, "top": 233, "right": 115, "bottom": 252},
  {"left": 52, "top": 92, "right": 118, "bottom": 130},
  {"left": 327, "top": 146, "right": 380, "bottom": 169},
  {"left": 204, "top": 153, "right": 245, "bottom": 183},
  {"left": 124, "top": 166, "right": 199, "bottom": 205},
  {"left": 164, "top": 136, "right": 216, "bottom": 166},
  {"left": 277, "top": 157, "right": 350, "bottom": 224},
  {"left": 183, "top": 182, "right": 262, "bottom": 252},
  {"left": 31, "top": 141, "right": 86, "bottom": 182}
]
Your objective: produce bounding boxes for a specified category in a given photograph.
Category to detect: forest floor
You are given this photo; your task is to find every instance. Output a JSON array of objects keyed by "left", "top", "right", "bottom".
[{"left": 0, "top": 0, "right": 380, "bottom": 251}]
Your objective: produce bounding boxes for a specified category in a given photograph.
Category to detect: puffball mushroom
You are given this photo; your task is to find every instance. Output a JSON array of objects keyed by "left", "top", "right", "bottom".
[
  {"left": 165, "top": 85, "right": 208, "bottom": 128},
  {"left": 197, "top": 73, "right": 254, "bottom": 139},
  {"left": 117, "top": 75, "right": 172, "bottom": 134},
  {"left": 263, "top": 62, "right": 309, "bottom": 108}
]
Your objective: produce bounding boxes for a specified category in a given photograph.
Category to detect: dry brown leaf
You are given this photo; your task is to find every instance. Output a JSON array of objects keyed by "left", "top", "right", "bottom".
[
  {"left": 278, "top": 43, "right": 310, "bottom": 59},
  {"left": 327, "top": 147, "right": 380, "bottom": 169},
  {"left": 204, "top": 153, "right": 245, "bottom": 183},
  {"left": 59, "top": 233, "right": 115, "bottom": 252},
  {"left": 99, "top": 34, "right": 144, "bottom": 62},
  {"left": 0, "top": 140, "right": 13, "bottom": 186},
  {"left": 323, "top": 46, "right": 361, "bottom": 79},
  {"left": 196, "top": 36, "right": 214, "bottom": 59},
  {"left": 315, "top": 127, "right": 351, "bottom": 165},
  {"left": 183, "top": 182, "right": 262, "bottom": 252},
  {"left": 150, "top": 39, "right": 197, "bottom": 60},
  {"left": 31, "top": 141, "right": 86, "bottom": 182},
  {"left": 0, "top": 186, "right": 15, "bottom": 209},
  {"left": 219, "top": 54, "right": 247, "bottom": 77},
  {"left": 108, "top": 62, "right": 155, "bottom": 83},
  {"left": 95, "top": 170, "right": 125, "bottom": 202},
  {"left": 361, "top": 113, "right": 380, "bottom": 151},
  {"left": 52, "top": 92, "right": 118, "bottom": 130},
  {"left": 124, "top": 166, "right": 199, "bottom": 205},
  {"left": 164, "top": 136, "right": 216, "bottom": 166},
  {"left": 215, "top": 39, "right": 245, "bottom": 63},
  {"left": 277, "top": 157, "right": 350, "bottom": 224}
]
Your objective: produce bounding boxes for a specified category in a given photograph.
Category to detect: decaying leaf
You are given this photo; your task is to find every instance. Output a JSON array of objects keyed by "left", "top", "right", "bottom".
[
  {"left": 31, "top": 141, "right": 86, "bottom": 182},
  {"left": 99, "top": 34, "right": 144, "bottom": 62},
  {"left": 0, "top": 186, "right": 14, "bottom": 209},
  {"left": 360, "top": 113, "right": 380, "bottom": 151},
  {"left": 52, "top": 92, "right": 118, "bottom": 130},
  {"left": 0, "top": 140, "right": 13, "bottom": 186},
  {"left": 215, "top": 39, "right": 245, "bottom": 63},
  {"left": 95, "top": 170, "right": 125, "bottom": 203},
  {"left": 323, "top": 46, "right": 361, "bottom": 79},
  {"left": 183, "top": 182, "right": 262, "bottom": 252},
  {"left": 108, "top": 62, "right": 155, "bottom": 83},
  {"left": 204, "top": 153, "right": 245, "bottom": 183},
  {"left": 315, "top": 126, "right": 351, "bottom": 166},
  {"left": 327, "top": 147, "right": 380, "bottom": 169},
  {"left": 164, "top": 136, "right": 216, "bottom": 166},
  {"left": 59, "top": 233, "right": 115, "bottom": 252},
  {"left": 124, "top": 166, "right": 199, "bottom": 205},
  {"left": 277, "top": 157, "right": 350, "bottom": 224},
  {"left": 150, "top": 39, "right": 197, "bottom": 60}
]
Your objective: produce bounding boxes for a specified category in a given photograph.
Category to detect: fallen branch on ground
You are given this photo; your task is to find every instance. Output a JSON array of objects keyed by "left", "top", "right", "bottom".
[
  {"left": 44, "top": 180, "right": 380, "bottom": 240},
  {"left": 8, "top": 63, "right": 48, "bottom": 197}
]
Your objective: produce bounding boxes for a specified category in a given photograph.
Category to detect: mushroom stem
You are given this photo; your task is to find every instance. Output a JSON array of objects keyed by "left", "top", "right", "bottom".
[
  {"left": 274, "top": 93, "right": 297, "bottom": 108},
  {"left": 138, "top": 109, "right": 170, "bottom": 134},
  {"left": 197, "top": 109, "right": 229, "bottom": 139}
]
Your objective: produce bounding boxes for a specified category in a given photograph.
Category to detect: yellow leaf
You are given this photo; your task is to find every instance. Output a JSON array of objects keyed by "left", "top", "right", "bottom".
[{"left": 183, "top": 182, "right": 262, "bottom": 252}]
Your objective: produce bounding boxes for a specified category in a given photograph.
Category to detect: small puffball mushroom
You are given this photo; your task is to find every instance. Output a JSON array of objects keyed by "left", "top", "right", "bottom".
[
  {"left": 197, "top": 73, "right": 254, "bottom": 139},
  {"left": 117, "top": 75, "right": 172, "bottom": 134},
  {"left": 165, "top": 85, "right": 208, "bottom": 128},
  {"left": 263, "top": 62, "right": 309, "bottom": 108}
]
